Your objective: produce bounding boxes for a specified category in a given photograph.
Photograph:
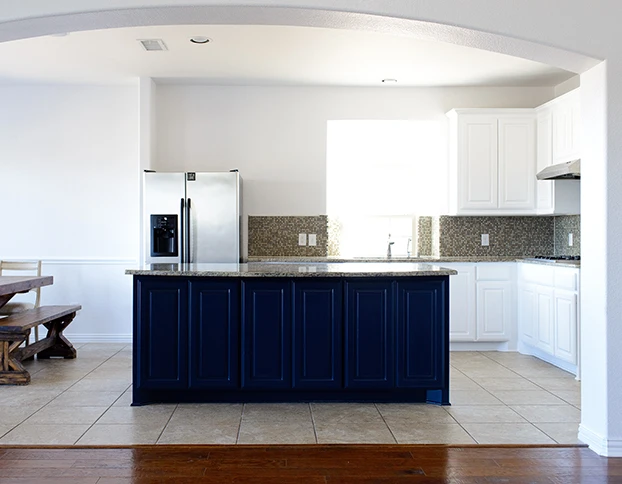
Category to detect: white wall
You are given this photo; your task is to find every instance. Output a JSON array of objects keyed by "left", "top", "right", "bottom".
[
  {"left": 0, "top": 84, "right": 140, "bottom": 341},
  {"left": 155, "top": 85, "right": 554, "bottom": 251}
]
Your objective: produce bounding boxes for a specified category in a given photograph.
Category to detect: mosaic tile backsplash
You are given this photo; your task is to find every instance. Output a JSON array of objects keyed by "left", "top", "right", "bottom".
[
  {"left": 248, "top": 216, "right": 329, "bottom": 257},
  {"left": 249, "top": 214, "right": 580, "bottom": 258},
  {"left": 554, "top": 215, "right": 581, "bottom": 256},
  {"left": 437, "top": 216, "right": 555, "bottom": 257}
]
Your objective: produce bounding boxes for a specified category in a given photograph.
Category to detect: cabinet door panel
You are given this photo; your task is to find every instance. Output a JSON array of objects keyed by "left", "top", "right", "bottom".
[
  {"left": 242, "top": 281, "right": 292, "bottom": 389},
  {"left": 476, "top": 281, "right": 512, "bottom": 341},
  {"left": 518, "top": 283, "right": 537, "bottom": 346},
  {"left": 536, "top": 286, "right": 555, "bottom": 354},
  {"left": 345, "top": 281, "right": 393, "bottom": 388},
  {"left": 189, "top": 280, "right": 239, "bottom": 389},
  {"left": 396, "top": 280, "right": 447, "bottom": 388},
  {"left": 459, "top": 116, "right": 498, "bottom": 210},
  {"left": 444, "top": 264, "right": 476, "bottom": 342},
  {"left": 135, "top": 278, "right": 188, "bottom": 389},
  {"left": 536, "top": 110, "right": 554, "bottom": 212},
  {"left": 554, "top": 290, "right": 577, "bottom": 364},
  {"left": 498, "top": 117, "right": 536, "bottom": 210},
  {"left": 293, "top": 281, "right": 342, "bottom": 389}
]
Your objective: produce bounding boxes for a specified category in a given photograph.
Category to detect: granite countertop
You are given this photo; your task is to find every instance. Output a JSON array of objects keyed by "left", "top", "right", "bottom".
[
  {"left": 247, "top": 256, "right": 580, "bottom": 268},
  {"left": 125, "top": 262, "right": 457, "bottom": 277},
  {"left": 517, "top": 258, "right": 581, "bottom": 268},
  {"left": 247, "top": 256, "right": 520, "bottom": 263}
]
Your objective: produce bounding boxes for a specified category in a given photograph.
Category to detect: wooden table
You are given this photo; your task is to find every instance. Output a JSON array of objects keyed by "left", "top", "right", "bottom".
[{"left": 0, "top": 275, "right": 53, "bottom": 310}]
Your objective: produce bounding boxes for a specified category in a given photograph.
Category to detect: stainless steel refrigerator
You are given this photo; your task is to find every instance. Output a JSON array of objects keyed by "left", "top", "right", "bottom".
[{"left": 143, "top": 171, "right": 241, "bottom": 264}]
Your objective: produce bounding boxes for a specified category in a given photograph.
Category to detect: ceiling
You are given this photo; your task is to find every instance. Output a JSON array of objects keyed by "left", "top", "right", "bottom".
[{"left": 0, "top": 24, "right": 576, "bottom": 87}]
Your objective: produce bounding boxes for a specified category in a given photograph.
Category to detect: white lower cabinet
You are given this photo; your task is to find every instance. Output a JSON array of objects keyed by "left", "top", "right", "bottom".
[
  {"left": 476, "top": 281, "right": 512, "bottom": 341},
  {"left": 444, "top": 263, "right": 513, "bottom": 343},
  {"left": 517, "top": 263, "right": 580, "bottom": 373}
]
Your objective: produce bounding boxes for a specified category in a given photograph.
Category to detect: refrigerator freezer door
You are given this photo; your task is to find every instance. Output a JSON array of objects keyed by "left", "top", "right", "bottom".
[
  {"left": 143, "top": 172, "right": 186, "bottom": 264},
  {"left": 186, "top": 172, "right": 240, "bottom": 263}
]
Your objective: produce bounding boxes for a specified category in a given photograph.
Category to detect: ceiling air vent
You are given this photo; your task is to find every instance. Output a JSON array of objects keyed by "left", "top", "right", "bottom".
[{"left": 138, "top": 39, "right": 168, "bottom": 52}]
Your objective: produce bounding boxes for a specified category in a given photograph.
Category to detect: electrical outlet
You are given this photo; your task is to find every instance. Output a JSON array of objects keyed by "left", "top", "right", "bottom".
[
  {"left": 308, "top": 234, "right": 317, "bottom": 246},
  {"left": 298, "top": 233, "right": 307, "bottom": 246},
  {"left": 568, "top": 233, "right": 574, "bottom": 247},
  {"left": 481, "top": 234, "right": 489, "bottom": 246}
]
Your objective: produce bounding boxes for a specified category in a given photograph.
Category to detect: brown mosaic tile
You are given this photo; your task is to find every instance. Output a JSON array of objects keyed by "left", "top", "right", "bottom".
[
  {"left": 437, "top": 216, "right": 555, "bottom": 257},
  {"left": 248, "top": 216, "right": 329, "bottom": 257},
  {"left": 554, "top": 215, "right": 581, "bottom": 256},
  {"left": 416, "top": 216, "right": 434, "bottom": 257}
]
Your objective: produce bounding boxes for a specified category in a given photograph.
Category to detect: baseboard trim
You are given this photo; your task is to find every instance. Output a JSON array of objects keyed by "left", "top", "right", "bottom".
[
  {"left": 450, "top": 342, "right": 511, "bottom": 352},
  {"left": 578, "top": 424, "right": 622, "bottom": 457},
  {"left": 65, "top": 334, "right": 132, "bottom": 344}
]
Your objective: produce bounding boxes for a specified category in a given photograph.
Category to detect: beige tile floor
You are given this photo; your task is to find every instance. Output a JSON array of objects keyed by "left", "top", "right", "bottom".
[{"left": 0, "top": 344, "right": 582, "bottom": 445}]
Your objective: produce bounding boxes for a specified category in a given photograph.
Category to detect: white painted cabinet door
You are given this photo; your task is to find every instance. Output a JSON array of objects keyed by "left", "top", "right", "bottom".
[
  {"left": 518, "top": 283, "right": 537, "bottom": 346},
  {"left": 476, "top": 281, "right": 512, "bottom": 341},
  {"left": 445, "top": 264, "right": 476, "bottom": 341},
  {"left": 498, "top": 117, "right": 536, "bottom": 210},
  {"left": 552, "top": 90, "right": 581, "bottom": 164},
  {"left": 554, "top": 289, "right": 578, "bottom": 364},
  {"left": 458, "top": 115, "right": 498, "bottom": 211},
  {"left": 536, "top": 286, "right": 555, "bottom": 354},
  {"left": 536, "top": 110, "right": 554, "bottom": 212}
]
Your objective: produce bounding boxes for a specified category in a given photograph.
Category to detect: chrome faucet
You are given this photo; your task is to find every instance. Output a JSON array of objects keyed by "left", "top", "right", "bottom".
[
  {"left": 387, "top": 234, "right": 395, "bottom": 258},
  {"left": 406, "top": 237, "right": 412, "bottom": 258}
]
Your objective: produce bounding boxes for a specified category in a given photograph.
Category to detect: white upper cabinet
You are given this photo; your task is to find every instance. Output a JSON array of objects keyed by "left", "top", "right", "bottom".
[
  {"left": 535, "top": 88, "right": 581, "bottom": 215},
  {"left": 447, "top": 109, "right": 536, "bottom": 215},
  {"left": 551, "top": 89, "right": 581, "bottom": 164}
]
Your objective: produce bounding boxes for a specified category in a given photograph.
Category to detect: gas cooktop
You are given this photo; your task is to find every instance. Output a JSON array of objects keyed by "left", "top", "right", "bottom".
[{"left": 533, "top": 255, "right": 580, "bottom": 261}]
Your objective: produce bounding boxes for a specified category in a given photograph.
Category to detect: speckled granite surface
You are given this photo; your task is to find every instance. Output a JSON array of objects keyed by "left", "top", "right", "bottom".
[
  {"left": 125, "top": 262, "right": 457, "bottom": 277},
  {"left": 247, "top": 256, "right": 521, "bottom": 263}
]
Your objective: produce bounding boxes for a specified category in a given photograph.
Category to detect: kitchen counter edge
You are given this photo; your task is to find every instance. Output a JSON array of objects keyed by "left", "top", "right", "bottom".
[{"left": 125, "top": 262, "right": 457, "bottom": 277}]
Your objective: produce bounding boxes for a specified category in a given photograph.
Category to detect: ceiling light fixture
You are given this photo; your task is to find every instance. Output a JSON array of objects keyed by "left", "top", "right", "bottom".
[
  {"left": 382, "top": 79, "right": 398, "bottom": 83},
  {"left": 190, "top": 36, "right": 212, "bottom": 44}
]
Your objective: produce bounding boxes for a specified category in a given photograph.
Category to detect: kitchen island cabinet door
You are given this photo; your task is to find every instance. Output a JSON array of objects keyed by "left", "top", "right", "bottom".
[
  {"left": 134, "top": 277, "right": 188, "bottom": 390},
  {"left": 395, "top": 279, "right": 448, "bottom": 389},
  {"left": 189, "top": 280, "right": 239, "bottom": 389},
  {"left": 345, "top": 281, "right": 394, "bottom": 389},
  {"left": 241, "top": 280, "right": 292, "bottom": 389},
  {"left": 293, "top": 281, "right": 342, "bottom": 389}
]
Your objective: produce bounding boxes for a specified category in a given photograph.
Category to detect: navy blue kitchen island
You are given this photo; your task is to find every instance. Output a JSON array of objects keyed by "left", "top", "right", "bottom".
[{"left": 126, "top": 262, "right": 456, "bottom": 406}]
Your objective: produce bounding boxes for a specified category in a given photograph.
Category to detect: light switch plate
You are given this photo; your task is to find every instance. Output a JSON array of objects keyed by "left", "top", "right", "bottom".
[
  {"left": 568, "top": 233, "right": 574, "bottom": 247},
  {"left": 481, "top": 234, "right": 489, "bottom": 246},
  {"left": 298, "top": 233, "right": 307, "bottom": 246},
  {"left": 308, "top": 234, "right": 317, "bottom": 246}
]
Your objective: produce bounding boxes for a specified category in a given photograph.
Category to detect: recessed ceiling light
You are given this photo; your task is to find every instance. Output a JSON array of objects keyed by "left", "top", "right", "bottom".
[
  {"left": 190, "top": 36, "right": 212, "bottom": 44},
  {"left": 382, "top": 79, "right": 398, "bottom": 83}
]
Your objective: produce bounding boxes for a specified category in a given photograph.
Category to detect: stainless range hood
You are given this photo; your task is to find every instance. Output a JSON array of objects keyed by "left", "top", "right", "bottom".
[{"left": 536, "top": 159, "right": 581, "bottom": 180}]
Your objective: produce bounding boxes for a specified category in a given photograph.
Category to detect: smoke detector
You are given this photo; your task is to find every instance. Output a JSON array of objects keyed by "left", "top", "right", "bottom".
[{"left": 138, "top": 39, "right": 168, "bottom": 52}]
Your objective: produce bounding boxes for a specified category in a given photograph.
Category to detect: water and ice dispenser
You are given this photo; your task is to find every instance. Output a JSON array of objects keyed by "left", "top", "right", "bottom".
[{"left": 150, "top": 215, "right": 178, "bottom": 257}]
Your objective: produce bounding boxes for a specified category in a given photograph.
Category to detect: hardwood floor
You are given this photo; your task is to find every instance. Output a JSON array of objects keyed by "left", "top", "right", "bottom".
[{"left": 0, "top": 445, "right": 620, "bottom": 483}]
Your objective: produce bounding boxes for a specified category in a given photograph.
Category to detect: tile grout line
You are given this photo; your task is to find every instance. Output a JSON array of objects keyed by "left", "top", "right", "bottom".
[
  {"left": 154, "top": 403, "right": 179, "bottom": 445},
  {"left": 476, "top": 351, "right": 580, "bottom": 406},
  {"left": 373, "top": 403, "right": 398, "bottom": 444},
  {"left": 308, "top": 402, "right": 319, "bottom": 444},
  {"left": 235, "top": 403, "right": 245, "bottom": 444},
  {"left": 0, "top": 343, "right": 130, "bottom": 445}
]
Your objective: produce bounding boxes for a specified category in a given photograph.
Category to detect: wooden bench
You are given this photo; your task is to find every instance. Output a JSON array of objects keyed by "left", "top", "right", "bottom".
[{"left": 0, "top": 305, "right": 80, "bottom": 385}]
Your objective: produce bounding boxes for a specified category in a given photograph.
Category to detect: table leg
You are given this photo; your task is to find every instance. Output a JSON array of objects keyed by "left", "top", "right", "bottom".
[{"left": 0, "top": 335, "right": 30, "bottom": 385}]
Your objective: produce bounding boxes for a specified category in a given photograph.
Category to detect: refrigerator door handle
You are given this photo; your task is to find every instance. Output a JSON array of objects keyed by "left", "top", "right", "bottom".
[
  {"left": 186, "top": 198, "right": 192, "bottom": 263},
  {"left": 179, "top": 198, "right": 185, "bottom": 264}
]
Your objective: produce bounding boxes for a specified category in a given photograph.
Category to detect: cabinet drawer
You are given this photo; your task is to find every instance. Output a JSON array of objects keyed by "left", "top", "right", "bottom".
[
  {"left": 476, "top": 264, "right": 513, "bottom": 281},
  {"left": 520, "top": 263, "right": 555, "bottom": 285},
  {"left": 555, "top": 268, "right": 579, "bottom": 291}
]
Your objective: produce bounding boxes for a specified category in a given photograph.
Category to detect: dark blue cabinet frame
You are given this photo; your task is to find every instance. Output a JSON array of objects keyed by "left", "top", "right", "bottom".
[{"left": 132, "top": 275, "right": 450, "bottom": 406}]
